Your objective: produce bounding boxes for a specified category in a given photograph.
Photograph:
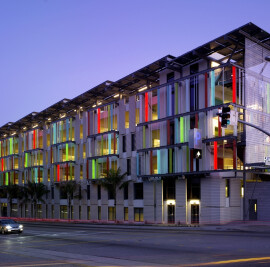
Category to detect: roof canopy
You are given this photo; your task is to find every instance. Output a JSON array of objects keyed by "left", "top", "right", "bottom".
[{"left": 1, "top": 22, "right": 270, "bottom": 136}]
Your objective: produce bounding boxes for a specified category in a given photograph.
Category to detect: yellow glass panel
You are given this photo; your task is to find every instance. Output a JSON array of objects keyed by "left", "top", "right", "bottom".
[
  {"left": 125, "top": 111, "right": 129, "bottom": 129},
  {"left": 152, "top": 129, "right": 160, "bottom": 147}
]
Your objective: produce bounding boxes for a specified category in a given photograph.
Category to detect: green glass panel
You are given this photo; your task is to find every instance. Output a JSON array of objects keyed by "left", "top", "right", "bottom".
[
  {"left": 92, "top": 160, "right": 95, "bottom": 179},
  {"left": 180, "top": 117, "right": 184, "bottom": 143}
]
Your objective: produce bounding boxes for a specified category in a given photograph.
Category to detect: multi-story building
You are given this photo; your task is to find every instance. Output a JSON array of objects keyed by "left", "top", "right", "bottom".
[{"left": 0, "top": 22, "right": 270, "bottom": 224}]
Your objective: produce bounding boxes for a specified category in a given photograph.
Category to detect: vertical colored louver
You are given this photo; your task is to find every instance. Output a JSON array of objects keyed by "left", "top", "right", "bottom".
[
  {"left": 97, "top": 108, "right": 100, "bottom": 133},
  {"left": 57, "top": 164, "right": 60, "bottom": 182},
  {"left": 214, "top": 141, "right": 217, "bottom": 170},
  {"left": 145, "top": 92, "right": 148, "bottom": 122}
]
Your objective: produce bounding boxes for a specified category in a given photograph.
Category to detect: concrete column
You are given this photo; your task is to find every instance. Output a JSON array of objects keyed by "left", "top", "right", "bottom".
[
  {"left": 200, "top": 176, "right": 221, "bottom": 224},
  {"left": 175, "top": 179, "right": 187, "bottom": 224},
  {"left": 156, "top": 180, "right": 163, "bottom": 223},
  {"left": 101, "top": 187, "right": 108, "bottom": 220},
  {"left": 144, "top": 181, "right": 154, "bottom": 223},
  {"left": 128, "top": 182, "right": 134, "bottom": 221},
  {"left": 116, "top": 187, "right": 124, "bottom": 221},
  {"left": 90, "top": 183, "right": 98, "bottom": 220}
]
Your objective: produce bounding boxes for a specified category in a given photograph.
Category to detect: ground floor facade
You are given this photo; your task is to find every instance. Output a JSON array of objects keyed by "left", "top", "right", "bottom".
[{"left": 0, "top": 172, "right": 254, "bottom": 225}]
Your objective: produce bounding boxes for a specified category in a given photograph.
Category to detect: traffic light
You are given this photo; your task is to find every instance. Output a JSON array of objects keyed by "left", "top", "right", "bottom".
[
  {"left": 193, "top": 149, "right": 202, "bottom": 159},
  {"left": 221, "top": 107, "right": 230, "bottom": 127},
  {"left": 217, "top": 107, "right": 231, "bottom": 128}
]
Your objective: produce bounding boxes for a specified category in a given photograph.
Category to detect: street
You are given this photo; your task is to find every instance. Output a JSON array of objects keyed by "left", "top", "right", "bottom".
[{"left": 0, "top": 223, "right": 270, "bottom": 266}]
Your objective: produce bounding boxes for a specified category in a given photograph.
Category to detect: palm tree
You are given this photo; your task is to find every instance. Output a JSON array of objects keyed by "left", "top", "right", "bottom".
[
  {"left": 27, "top": 182, "right": 49, "bottom": 218},
  {"left": 17, "top": 186, "right": 29, "bottom": 218},
  {"left": 4, "top": 184, "right": 21, "bottom": 217},
  {"left": 97, "top": 167, "right": 128, "bottom": 221},
  {"left": 0, "top": 185, "right": 6, "bottom": 217},
  {"left": 59, "top": 180, "right": 79, "bottom": 220}
]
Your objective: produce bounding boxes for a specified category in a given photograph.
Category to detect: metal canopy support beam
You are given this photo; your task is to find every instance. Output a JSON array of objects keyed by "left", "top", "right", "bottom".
[
  {"left": 165, "top": 62, "right": 182, "bottom": 73},
  {"left": 193, "top": 51, "right": 222, "bottom": 65},
  {"left": 226, "top": 43, "right": 239, "bottom": 63}
]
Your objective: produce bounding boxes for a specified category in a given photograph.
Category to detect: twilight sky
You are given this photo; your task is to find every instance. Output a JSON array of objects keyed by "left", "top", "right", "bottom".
[{"left": 0, "top": 0, "right": 270, "bottom": 126}]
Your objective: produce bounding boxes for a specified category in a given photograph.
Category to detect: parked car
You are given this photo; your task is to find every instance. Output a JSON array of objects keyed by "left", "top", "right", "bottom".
[{"left": 0, "top": 219, "right": 23, "bottom": 234}]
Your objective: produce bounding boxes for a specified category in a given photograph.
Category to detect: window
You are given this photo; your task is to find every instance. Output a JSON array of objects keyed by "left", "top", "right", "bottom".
[
  {"left": 127, "top": 158, "right": 131, "bottom": 176},
  {"left": 122, "top": 135, "right": 126, "bottom": 152},
  {"left": 163, "top": 179, "right": 175, "bottom": 200},
  {"left": 36, "top": 204, "right": 42, "bottom": 219},
  {"left": 87, "top": 206, "right": 91, "bottom": 220},
  {"left": 80, "top": 124, "right": 83, "bottom": 139},
  {"left": 134, "top": 183, "right": 143, "bottom": 199},
  {"left": 87, "top": 185, "right": 90, "bottom": 200},
  {"left": 108, "top": 207, "right": 116, "bottom": 221},
  {"left": 51, "top": 205, "right": 54, "bottom": 219},
  {"left": 124, "top": 185, "right": 128, "bottom": 200},
  {"left": 108, "top": 187, "right": 114, "bottom": 200},
  {"left": 134, "top": 208, "right": 144, "bottom": 222},
  {"left": 124, "top": 207, "right": 128, "bottom": 221},
  {"left": 187, "top": 178, "right": 200, "bottom": 200},
  {"left": 98, "top": 185, "right": 101, "bottom": 200},
  {"left": 60, "top": 205, "right": 68, "bottom": 219},
  {"left": 71, "top": 206, "right": 74, "bottom": 220},
  {"left": 225, "top": 179, "right": 230, "bottom": 198},
  {"left": 125, "top": 111, "right": 129, "bottom": 129},
  {"left": 131, "top": 133, "right": 136, "bottom": 151},
  {"left": 78, "top": 185, "right": 82, "bottom": 199},
  {"left": 98, "top": 206, "right": 101, "bottom": 220},
  {"left": 51, "top": 186, "right": 54, "bottom": 200}
]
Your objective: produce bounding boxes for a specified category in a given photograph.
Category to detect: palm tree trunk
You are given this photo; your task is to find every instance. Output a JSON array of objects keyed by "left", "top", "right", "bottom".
[
  {"left": 114, "top": 188, "right": 116, "bottom": 222},
  {"left": 68, "top": 197, "right": 71, "bottom": 220},
  {"left": 10, "top": 201, "right": 12, "bottom": 217}
]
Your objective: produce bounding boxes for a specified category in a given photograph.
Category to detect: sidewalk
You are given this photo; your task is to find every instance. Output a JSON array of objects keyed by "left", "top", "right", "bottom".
[
  {"left": 202, "top": 220, "right": 270, "bottom": 233},
  {"left": 13, "top": 217, "right": 270, "bottom": 233}
]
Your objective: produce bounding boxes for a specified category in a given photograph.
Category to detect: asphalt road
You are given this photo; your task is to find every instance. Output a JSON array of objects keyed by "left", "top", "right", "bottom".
[{"left": 0, "top": 223, "right": 270, "bottom": 266}]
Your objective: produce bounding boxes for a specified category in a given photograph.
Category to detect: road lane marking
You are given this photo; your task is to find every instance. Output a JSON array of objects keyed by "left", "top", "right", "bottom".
[
  {"left": 0, "top": 263, "right": 68, "bottom": 267},
  {"left": 182, "top": 257, "right": 270, "bottom": 266}
]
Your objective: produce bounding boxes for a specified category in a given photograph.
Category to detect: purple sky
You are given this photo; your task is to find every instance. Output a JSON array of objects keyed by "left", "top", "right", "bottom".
[{"left": 0, "top": 0, "right": 270, "bottom": 126}]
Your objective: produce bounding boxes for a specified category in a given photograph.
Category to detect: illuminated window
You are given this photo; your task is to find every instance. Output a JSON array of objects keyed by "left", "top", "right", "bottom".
[
  {"left": 125, "top": 111, "right": 129, "bottom": 129},
  {"left": 108, "top": 207, "right": 115, "bottom": 221},
  {"left": 135, "top": 108, "right": 140, "bottom": 125},
  {"left": 134, "top": 208, "right": 143, "bottom": 222},
  {"left": 225, "top": 179, "right": 230, "bottom": 198},
  {"left": 152, "top": 129, "right": 160, "bottom": 147},
  {"left": 124, "top": 207, "right": 128, "bottom": 221},
  {"left": 60, "top": 205, "right": 68, "bottom": 219},
  {"left": 80, "top": 124, "right": 83, "bottom": 139}
]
